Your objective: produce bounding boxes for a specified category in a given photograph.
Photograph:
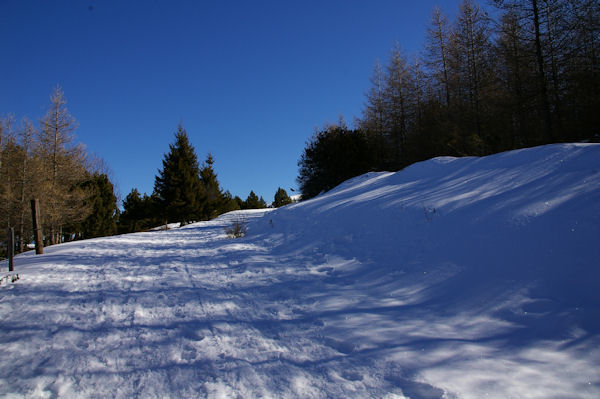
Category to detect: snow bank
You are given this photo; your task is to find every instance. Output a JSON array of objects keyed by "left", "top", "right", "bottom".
[{"left": 1, "top": 143, "right": 599, "bottom": 398}]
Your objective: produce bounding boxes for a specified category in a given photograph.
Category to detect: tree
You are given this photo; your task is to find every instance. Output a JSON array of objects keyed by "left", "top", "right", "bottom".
[
  {"left": 243, "top": 191, "right": 267, "bottom": 209},
  {"left": 0, "top": 116, "right": 16, "bottom": 232},
  {"left": 425, "top": 6, "right": 453, "bottom": 107},
  {"left": 219, "top": 190, "right": 241, "bottom": 214},
  {"left": 273, "top": 187, "right": 293, "bottom": 208},
  {"left": 233, "top": 195, "right": 244, "bottom": 210},
  {"left": 37, "top": 86, "right": 90, "bottom": 245},
  {"left": 14, "top": 118, "right": 38, "bottom": 251},
  {"left": 495, "top": 9, "right": 539, "bottom": 147},
  {"left": 74, "top": 173, "right": 118, "bottom": 239},
  {"left": 153, "top": 124, "right": 204, "bottom": 226},
  {"left": 559, "top": 0, "right": 600, "bottom": 140},
  {"left": 118, "top": 188, "right": 144, "bottom": 233},
  {"left": 199, "top": 153, "right": 224, "bottom": 220},
  {"left": 118, "top": 189, "right": 161, "bottom": 233},
  {"left": 450, "top": 0, "right": 495, "bottom": 154},
  {"left": 492, "top": 0, "right": 557, "bottom": 142},
  {"left": 297, "top": 125, "right": 375, "bottom": 200},
  {"left": 384, "top": 45, "right": 414, "bottom": 167}
]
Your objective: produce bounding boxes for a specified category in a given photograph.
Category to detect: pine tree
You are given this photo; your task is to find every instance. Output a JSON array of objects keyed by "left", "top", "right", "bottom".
[
  {"left": 233, "top": 195, "right": 244, "bottom": 210},
  {"left": 153, "top": 124, "right": 204, "bottom": 226},
  {"left": 297, "top": 125, "right": 375, "bottom": 200},
  {"left": 119, "top": 188, "right": 144, "bottom": 233},
  {"left": 118, "top": 189, "right": 161, "bottom": 233},
  {"left": 76, "top": 173, "right": 118, "bottom": 239},
  {"left": 243, "top": 191, "right": 267, "bottom": 209},
  {"left": 273, "top": 187, "right": 292, "bottom": 208},
  {"left": 199, "top": 153, "right": 223, "bottom": 220},
  {"left": 219, "top": 190, "right": 241, "bottom": 214}
]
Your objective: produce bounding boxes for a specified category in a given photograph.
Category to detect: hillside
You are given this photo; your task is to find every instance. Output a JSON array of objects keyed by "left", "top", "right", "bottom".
[{"left": 1, "top": 143, "right": 599, "bottom": 398}]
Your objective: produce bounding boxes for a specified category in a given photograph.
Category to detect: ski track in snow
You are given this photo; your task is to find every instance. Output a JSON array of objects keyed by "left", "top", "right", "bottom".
[{"left": 1, "top": 143, "right": 600, "bottom": 398}]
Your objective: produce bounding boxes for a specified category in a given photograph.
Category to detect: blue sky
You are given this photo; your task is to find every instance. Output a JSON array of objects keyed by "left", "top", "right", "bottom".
[{"left": 1, "top": 0, "right": 464, "bottom": 204}]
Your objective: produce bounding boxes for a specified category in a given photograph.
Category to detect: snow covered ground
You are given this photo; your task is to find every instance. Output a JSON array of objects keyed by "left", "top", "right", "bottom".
[{"left": 1, "top": 143, "right": 599, "bottom": 398}]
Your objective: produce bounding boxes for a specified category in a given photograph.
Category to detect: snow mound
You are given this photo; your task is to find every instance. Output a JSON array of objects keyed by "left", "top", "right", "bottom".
[{"left": 1, "top": 143, "right": 599, "bottom": 398}]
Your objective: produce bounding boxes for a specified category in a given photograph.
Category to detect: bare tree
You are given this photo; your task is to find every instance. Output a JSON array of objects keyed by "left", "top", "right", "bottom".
[
  {"left": 451, "top": 0, "right": 494, "bottom": 153},
  {"left": 37, "top": 86, "right": 90, "bottom": 245},
  {"left": 425, "top": 6, "right": 453, "bottom": 107},
  {"left": 15, "top": 118, "right": 38, "bottom": 252},
  {"left": 385, "top": 45, "right": 413, "bottom": 166}
]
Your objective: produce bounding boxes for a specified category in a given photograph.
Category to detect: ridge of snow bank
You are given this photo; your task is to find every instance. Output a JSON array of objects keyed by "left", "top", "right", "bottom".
[{"left": 1, "top": 143, "right": 599, "bottom": 398}]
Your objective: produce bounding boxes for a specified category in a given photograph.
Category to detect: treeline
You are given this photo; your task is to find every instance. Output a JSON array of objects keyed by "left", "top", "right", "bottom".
[
  {"left": 298, "top": 0, "right": 599, "bottom": 199},
  {"left": 1, "top": 87, "right": 119, "bottom": 256},
  {"left": 119, "top": 125, "right": 293, "bottom": 233},
  {"left": 1, "top": 87, "right": 296, "bottom": 253}
]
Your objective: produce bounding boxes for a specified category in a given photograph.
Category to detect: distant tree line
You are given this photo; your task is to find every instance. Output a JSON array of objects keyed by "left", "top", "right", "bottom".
[
  {"left": 118, "top": 126, "right": 291, "bottom": 234},
  {"left": 298, "top": 0, "right": 599, "bottom": 199},
  {"left": 2, "top": 88, "right": 294, "bottom": 252},
  {"left": 1, "top": 86, "right": 119, "bottom": 257}
]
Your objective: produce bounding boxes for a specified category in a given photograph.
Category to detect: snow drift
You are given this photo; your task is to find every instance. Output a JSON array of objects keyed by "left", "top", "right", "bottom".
[{"left": 1, "top": 143, "right": 599, "bottom": 398}]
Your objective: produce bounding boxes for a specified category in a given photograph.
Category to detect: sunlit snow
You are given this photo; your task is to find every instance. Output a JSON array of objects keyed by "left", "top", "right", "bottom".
[{"left": 1, "top": 143, "right": 599, "bottom": 398}]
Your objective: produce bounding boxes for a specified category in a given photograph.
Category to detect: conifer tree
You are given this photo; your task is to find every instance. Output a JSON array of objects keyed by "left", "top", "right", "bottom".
[
  {"left": 233, "top": 195, "right": 244, "bottom": 210},
  {"left": 273, "top": 187, "right": 292, "bottom": 208},
  {"left": 118, "top": 189, "right": 161, "bottom": 233},
  {"left": 153, "top": 124, "right": 204, "bottom": 226},
  {"left": 37, "top": 86, "right": 90, "bottom": 244},
  {"left": 76, "top": 173, "right": 118, "bottom": 239},
  {"left": 219, "top": 190, "right": 241, "bottom": 214},
  {"left": 243, "top": 191, "right": 267, "bottom": 209},
  {"left": 200, "top": 153, "right": 223, "bottom": 220},
  {"left": 119, "top": 188, "right": 144, "bottom": 233}
]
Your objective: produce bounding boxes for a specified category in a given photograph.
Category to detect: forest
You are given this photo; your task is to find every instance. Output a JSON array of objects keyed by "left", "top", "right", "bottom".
[
  {"left": 0, "top": 89, "right": 287, "bottom": 257},
  {"left": 0, "top": 87, "right": 119, "bottom": 256},
  {"left": 298, "top": 0, "right": 599, "bottom": 198}
]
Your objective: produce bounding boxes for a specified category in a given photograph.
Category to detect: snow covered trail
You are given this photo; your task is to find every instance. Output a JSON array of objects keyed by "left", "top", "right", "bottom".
[{"left": 1, "top": 143, "right": 600, "bottom": 398}]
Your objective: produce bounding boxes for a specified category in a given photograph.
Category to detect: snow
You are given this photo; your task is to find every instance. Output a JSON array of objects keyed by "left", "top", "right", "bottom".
[{"left": 1, "top": 143, "right": 599, "bottom": 398}]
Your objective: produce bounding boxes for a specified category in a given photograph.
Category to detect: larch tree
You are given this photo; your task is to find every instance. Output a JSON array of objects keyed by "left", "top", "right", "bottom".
[
  {"left": 451, "top": 0, "right": 494, "bottom": 153},
  {"left": 493, "top": 0, "right": 555, "bottom": 142},
  {"left": 0, "top": 116, "right": 15, "bottom": 230},
  {"left": 38, "top": 86, "right": 90, "bottom": 244},
  {"left": 15, "top": 118, "right": 38, "bottom": 251},
  {"left": 385, "top": 45, "right": 413, "bottom": 167},
  {"left": 425, "top": 6, "right": 453, "bottom": 107},
  {"left": 361, "top": 60, "right": 388, "bottom": 162}
]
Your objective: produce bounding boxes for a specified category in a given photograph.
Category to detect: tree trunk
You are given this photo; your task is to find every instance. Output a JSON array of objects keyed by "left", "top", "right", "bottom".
[
  {"left": 31, "top": 199, "right": 43, "bottom": 255},
  {"left": 532, "top": 0, "right": 554, "bottom": 142}
]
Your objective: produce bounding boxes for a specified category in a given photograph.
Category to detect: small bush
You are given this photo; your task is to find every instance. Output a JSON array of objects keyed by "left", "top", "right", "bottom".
[{"left": 225, "top": 216, "right": 247, "bottom": 238}]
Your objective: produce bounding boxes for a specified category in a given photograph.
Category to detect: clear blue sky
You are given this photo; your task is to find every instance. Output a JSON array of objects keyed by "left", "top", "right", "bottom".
[{"left": 1, "top": 0, "right": 464, "bottom": 204}]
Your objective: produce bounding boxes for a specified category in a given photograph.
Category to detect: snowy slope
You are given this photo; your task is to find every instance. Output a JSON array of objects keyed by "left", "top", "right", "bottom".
[{"left": 1, "top": 143, "right": 599, "bottom": 398}]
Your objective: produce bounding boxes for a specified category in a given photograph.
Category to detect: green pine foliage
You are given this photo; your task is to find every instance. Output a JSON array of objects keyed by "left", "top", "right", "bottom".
[
  {"left": 219, "top": 191, "right": 242, "bottom": 214},
  {"left": 118, "top": 189, "right": 160, "bottom": 233},
  {"left": 77, "top": 173, "right": 118, "bottom": 239},
  {"left": 153, "top": 125, "right": 204, "bottom": 226},
  {"left": 297, "top": 126, "right": 376, "bottom": 200},
  {"left": 122, "top": 125, "right": 240, "bottom": 231},
  {"left": 233, "top": 195, "right": 244, "bottom": 210},
  {"left": 243, "top": 191, "right": 267, "bottom": 209},
  {"left": 273, "top": 187, "right": 292, "bottom": 208},
  {"left": 200, "top": 153, "right": 224, "bottom": 220}
]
